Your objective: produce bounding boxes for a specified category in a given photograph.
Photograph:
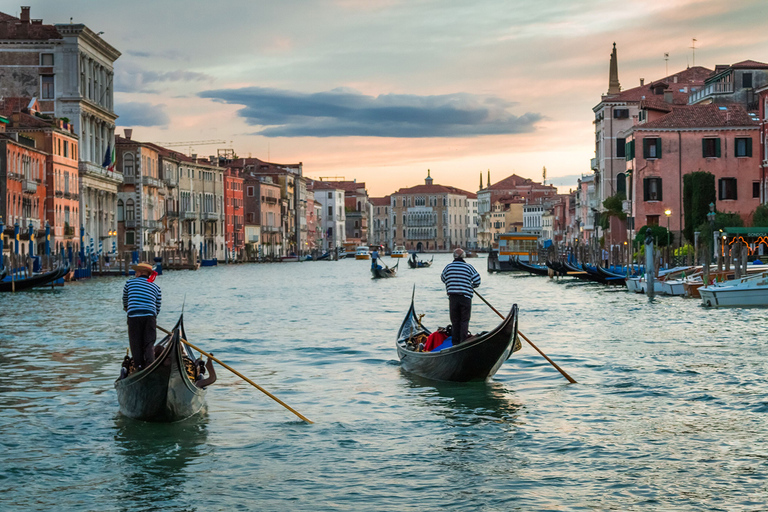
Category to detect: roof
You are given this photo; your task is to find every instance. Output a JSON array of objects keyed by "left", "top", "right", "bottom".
[
  {"left": 369, "top": 196, "right": 391, "bottom": 206},
  {"left": 0, "top": 9, "right": 62, "bottom": 40},
  {"left": 393, "top": 183, "right": 477, "bottom": 198},
  {"left": 307, "top": 179, "right": 344, "bottom": 191},
  {"left": 229, "top": 157, "right": 302, "bottom": 174},
  {"left": 486, "top": 173, "right": 556, "bottom": 192},
  {"left": 730, "top": 60, "right": 768, "bottom": 70},
  {"left": 636, "top": 103, "right": 758, "bottom": 130},
  {"left": 597, "top": 66, "right": 713, "bottom": 106}
]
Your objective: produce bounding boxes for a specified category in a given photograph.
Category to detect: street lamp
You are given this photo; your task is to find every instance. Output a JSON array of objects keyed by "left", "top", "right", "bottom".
[{"left": 664, "top": 209, "right": 671, "bottom": 266}]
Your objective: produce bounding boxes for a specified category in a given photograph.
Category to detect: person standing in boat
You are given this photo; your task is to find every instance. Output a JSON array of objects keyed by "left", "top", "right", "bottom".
[
  {"left": 371, "top": 248, "right": 380, "bottom": 270},
  {"left": 440, "top": 248, "right": 481, "bottom": 344},
  {"left": 122, "top": 262, "right": 161, "bottom": 370}
]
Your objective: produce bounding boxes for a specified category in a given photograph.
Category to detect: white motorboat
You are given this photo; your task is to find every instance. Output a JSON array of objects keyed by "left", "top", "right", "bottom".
[{"left": 700, "top": 271, "right": 768, "bottom": 308}]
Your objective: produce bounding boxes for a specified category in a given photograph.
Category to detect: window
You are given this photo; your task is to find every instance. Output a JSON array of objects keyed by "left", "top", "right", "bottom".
[
  {"left": 625, "top": 140, "right": 635, "bottom": 160},
  {"left": 643, "top": 177, "right": 662, "bottom": 201},
  {"left": 123, "top": 153, "right": 134, "bottom": 176},
  {"left": 753, "top": 182, "right": 760, "bottom": 199},
  {"left": 719, "top": 178, "right": 737, "bottom": 200},
  {"left": 328, "top": 205, "right": 333, "bottom": 218},
  {"left": 247, "top": 186, "right": 254, "bottom": 197},
  {"left": 117, "top": 200, "right": 124, "bottom": 221},
  {"left": 646, "top": 215, "right": 660, "bottom": 226},
  {"left": 41, "top": 76, "right": 54, "bottom": 99},
  {"left": 617, "top": 173, "right": 626, "bottom": 196},
  {"left": 40, "top": 53, "right": 54, "bottom": 66},
  {"left": 702, "top": 138, "right": 721, "bottom": 158},
  {"left": 743, "top": 73, "right": 753, "bottom": 89},
  {"left": 643, "top": 137, "right": 661, "bottom": 159},
  {"left": 616, "top": 138, "right": 626, "bottom": 158},
  {"left": 125, "top": 199, "right": 135, "bottom": 220},
  {"left": 735, "top": 137, "right": 752, "bottom": 157},
  {"left": 613, "top": 109, "right": 629, "bottom": 119}
]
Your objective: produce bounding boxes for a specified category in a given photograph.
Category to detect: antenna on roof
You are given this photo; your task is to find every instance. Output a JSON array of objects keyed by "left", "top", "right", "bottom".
[
  {"left": 690, "top": 38, "right": 697, "bottom": 67},
  {"left": 664, "top": 52, "right": 669, "bottom": 76}
]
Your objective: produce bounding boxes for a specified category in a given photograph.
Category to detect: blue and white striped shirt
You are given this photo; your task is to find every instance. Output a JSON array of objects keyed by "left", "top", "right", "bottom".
[
  {"left": 441, "top": 259, "right": 481, "bottom": 298},
  {"left": 122, "top": 277, "right": 162, "bottom": 318}
]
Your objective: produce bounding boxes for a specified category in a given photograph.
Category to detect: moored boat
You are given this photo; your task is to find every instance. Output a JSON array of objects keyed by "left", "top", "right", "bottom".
[
  {"left": 0, "top": 263, "right": 69, "bottom": 293},
  {"left": 355, "top": 246, "right": 370, "bottom": 260},
  {"left": 700, "top": 271, "right": 768, "bottom": 308},
  {"left": 395, "top": 293, "right": 520, "bottom": 382},
  {"left": 391, "top": 246, "right": 408, "bottom": 258},
  {"left": 114, "top": 315, "right": 206, "bottom": 422}
]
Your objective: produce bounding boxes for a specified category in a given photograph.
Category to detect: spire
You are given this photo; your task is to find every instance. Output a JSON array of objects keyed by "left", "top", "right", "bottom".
[
  {"left": 425, "top": 169, "right": 433, "bottom": 185},
  {"left": 487, "top": 169, "right": 491, "bottom": 188},
  {"left": 480, "top": 172, "right": 483, "bottom": 190},
  {"left": 608, "top": 42, "right": 621, "bottom": 95}
]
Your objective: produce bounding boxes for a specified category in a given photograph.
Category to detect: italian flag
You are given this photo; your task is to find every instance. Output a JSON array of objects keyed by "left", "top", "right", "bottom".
[{"left": 107, "top": 145, "right": 116, "bottom": 172}]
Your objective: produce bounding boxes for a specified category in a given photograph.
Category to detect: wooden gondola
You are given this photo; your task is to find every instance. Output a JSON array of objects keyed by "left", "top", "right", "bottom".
[
  {"left": 515, "top": 259, "right": 550, "bottom": 276},
  {"left": 0, "top": 263, "right": 69, "bottom": 293},
  {"left": 395, "top": 292, "right": 521, "bottom": 382},
  {"left": 595, "top": 265, "right": 628, "bottom": 286},
  {"left": 407, "top": 256, "right": 433, "bottom": 269},
  {"left": 114, "top": 315, "right": 206, "bottom": 422},
  {"left": 372, "top": 260, "right": 398, "bottom": 278}
]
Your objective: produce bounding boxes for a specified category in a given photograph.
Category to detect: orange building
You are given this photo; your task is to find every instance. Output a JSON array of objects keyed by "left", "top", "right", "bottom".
[{"left": 224, "top": 169, "right": 244, "bottom": 259}]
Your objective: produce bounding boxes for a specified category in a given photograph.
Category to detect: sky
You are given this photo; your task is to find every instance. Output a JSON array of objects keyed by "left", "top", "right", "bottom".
[{"left": 20, "top": 0, "right": 768, "bottom": 196}]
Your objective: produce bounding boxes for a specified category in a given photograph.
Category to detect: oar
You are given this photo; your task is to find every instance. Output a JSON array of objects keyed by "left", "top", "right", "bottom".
[
  {"left": 157, "top": 325, "right": 314, "bottom": 424},
  {"left": 472, "top": 290, "right": 577, "bottom": 384}
]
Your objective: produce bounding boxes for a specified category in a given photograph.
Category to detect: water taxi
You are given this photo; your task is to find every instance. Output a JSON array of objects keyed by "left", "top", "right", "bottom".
[
  {"left": 391, "top": 246, "right": 408, "bottom": 258},
  {"left": 355, "top": 246, "right": 370, "bottom": 260}
]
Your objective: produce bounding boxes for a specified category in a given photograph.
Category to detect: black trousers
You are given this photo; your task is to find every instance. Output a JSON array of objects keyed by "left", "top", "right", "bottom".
[
  {"left": 448, "top": 294, "right": 472, "bottom": 344},
  {"left": 127, "top": 316, "right": 157, "bottom": 369}
]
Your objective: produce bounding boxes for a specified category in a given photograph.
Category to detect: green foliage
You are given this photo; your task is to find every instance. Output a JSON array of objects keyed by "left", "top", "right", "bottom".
[
  {"left": 600, "top": 193, "right": 626, "bottom": 231},
  {"left": 674, "top": 244, "right": 693, "bottom": 257},
  {"left": 696, "top": 210, "right": 744, "bottom": 247},
  {"left": 634, "top": 224, "right": 674, "bottom": 248},
  {"left": 752, "top": 204, "right": 768, "bottom": 227},
  {"left": 60, "top": 117, "right": 70, "bottom": 123},
  {"left": 683, "top": 172, "right": 716, "bottom": 244}
]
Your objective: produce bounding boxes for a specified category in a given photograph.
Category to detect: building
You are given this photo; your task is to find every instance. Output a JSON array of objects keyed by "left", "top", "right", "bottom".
[
  {"left": 309, "top": 180, "right": 346, "bottom": 252},
  {"left": 3, "top": 100, "right": 80, "bottom": 254},
  {"left": 758, "top": 85, "right": 768, "bottom": 196},
  {"left": 688, "top": 60, "right": 768, "bottom": 110},
  {"left": 575, "top": 174, "right": 598, "bottom": 242},
  {"left": 0, "top": 7, "right": 121, "bottom": 253},
  {"left": 370, "top": 196, "right": 391, "bottom": 249},
  {"left": 243, "top": 176, "right": 281, "bottom": 259},
  {"left": 224, "top": 169, "right": 244, "bottom": 260},
  {"left": 623, "top": 102, "right": 760, "bottom": 238},
  {"left": 390, "top": 170, "right": 476, "bottom": 251},
  {"left": 592, "top": 43, "right": 711, "bottom": 245}
]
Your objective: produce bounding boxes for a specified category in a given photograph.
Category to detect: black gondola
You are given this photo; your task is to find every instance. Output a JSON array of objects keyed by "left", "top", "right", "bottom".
[
  {"left": 372, "top": 260, "right": 398, "bottom": 278},
  {"left": 395, "top": 293, "right": 521, "bottom": 382},
  {"left": 0, "top": 263, "right": 69, "bottom": 293},
  {"left": 114, "top": 315, "right": 206, "bottom": 422},
  {"left": 515, "top": 259, "right": 550, "bottom": 276},
  {"left": 407, "top": 256, "right": 433, "bottom": 269}
]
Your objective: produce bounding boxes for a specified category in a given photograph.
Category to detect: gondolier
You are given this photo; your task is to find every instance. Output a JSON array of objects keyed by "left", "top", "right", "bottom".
[
  {"left": 441, "top": 248, "right": 481, "bottom": 344},
  {"left": 122, "top": 262, "right": 161, "bottom": 370}
]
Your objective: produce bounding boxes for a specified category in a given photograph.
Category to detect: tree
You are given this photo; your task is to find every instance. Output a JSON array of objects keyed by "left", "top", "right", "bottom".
[
  {"left": 600, "top": 193, "right": 626, "bottom": 230},
  {"left": 634, "top": 224, "right": 674, "bottom": 247},
  {"left": 752, "top": 204, "right": 768, "bottom": 227},
  {"left": 683, "top": 171, "right": 716, "bottom": 244},
  {"left": 696, "top": 211, "right": 744, "bottom": 248}
]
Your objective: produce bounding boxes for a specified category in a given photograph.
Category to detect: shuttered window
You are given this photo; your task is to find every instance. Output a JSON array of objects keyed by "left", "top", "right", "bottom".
[
  {"left": 643, "top": 138, "right": 662, "bottom": 159},
  {"left": 643, "top": 178, "right": 662, "bottom": 201},
  {"left": 702, "top": 138, "right": 721, "bottom": 158},
  {"left": 735, "top": 137, "right": 752, "bottom": 157},
  {"left": 616, "top": 138, "right": 626, "bottom": 158},
  {"left": 625, "top": 140, "right": 635, "bottom": 161}
]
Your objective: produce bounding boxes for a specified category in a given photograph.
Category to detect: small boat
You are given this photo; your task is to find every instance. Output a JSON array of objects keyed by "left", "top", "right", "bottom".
[
  {"left": 281, "top": 254, "right": 299, "bottom": 262},
  {"left": 0, "top": 263, "right": 70, "bottom": 292},
  {"left": 700, "top": 271, "right": 768, "bottom": 308},
  {"left": 395, "top": 292, "right": 520, "bottom": 382},
  {"left": 464, "top": 251, "right": 479, "bottom": 258},
  {"left": 391, "top": 246, "right": 408, "bottom": 258},
  {"left": 317, "top": 252, "right": 331, "bottom": 260},
  {"left": 114, "top": 315, "right": 206, "bottom": 422},
  {"left": 372, "top": 260, "right": 398, "bottom": 279},
  {"left": 407, "top": 256, "right": 433, "bottom": 268},
  {"left": 355, "top": 246, "right": 370, "bottom": 260},
  {"left": 200, "top": 258, "right": 218, "bottom": 267}
]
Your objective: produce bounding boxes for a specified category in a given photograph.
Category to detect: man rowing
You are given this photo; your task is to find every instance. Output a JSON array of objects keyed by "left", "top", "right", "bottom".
[
  {"left": 122, "top": 262, "right": 161, "bottom": 370},
  {"left": 440, "top": 248, "right": 481, "bottom": 344}
]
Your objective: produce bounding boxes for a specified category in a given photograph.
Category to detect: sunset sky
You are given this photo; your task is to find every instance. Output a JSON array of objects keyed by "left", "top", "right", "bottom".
[{"left": 25, "top": 0, "right": 768, "bottom": 196}]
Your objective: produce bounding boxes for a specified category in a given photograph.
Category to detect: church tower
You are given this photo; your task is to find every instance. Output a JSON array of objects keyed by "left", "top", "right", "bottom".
[
  {"left": 425, "top": 169, "right": 433, "bottom": 185},
  {"left": 608, "top": 42, "right": 621, "bottom": 95}
]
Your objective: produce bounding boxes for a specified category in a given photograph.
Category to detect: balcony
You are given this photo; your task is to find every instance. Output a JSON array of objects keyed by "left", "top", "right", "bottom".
[
  {"left": 166, "top": 210, "right": 180, "bottom": 219},
  {"left": 63, "top": 191, "right": 78, "bottom": 200},
  {"left": 21, "top": 218, "right": 41, "bottom": 230},
  {"left": 145, "top": 219, "right": 161, "bottom": 231},
  {"left": 22, "top": 179, "right": 37, "bottom": 194},
  {"left": 590, "top": 157, "right": 598, "bottom": 171},
  {"left": 688, "top": 81, "right": 734, "bottom": 104},
  {"left": 164, "top": 173, "right": 178, "bottom": 188},
  {"left": 202, "top": 211, "right": 220, "bottom": 221},
  {"left": 79, "top": 161, "right": 122, "bottom": 185},
  {"left": 145, "top": 176, "right": 162, "bottom": 189},
  {"left": 183, "top": 210, "right": 198, "bottom": 220},
  {"left": 55, "top": 190, "right": 64, "bottom": 197},
  {"left": 262, "top": 195, "right": 278, "bottom": 204},
  {"left": 124, "top": 219, "right": 138, "bottom": 229}
]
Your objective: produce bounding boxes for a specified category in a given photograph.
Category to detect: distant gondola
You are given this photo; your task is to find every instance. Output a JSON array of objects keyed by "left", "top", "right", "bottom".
[
  {"left": 114, "top": 315, "right": 206, "bottom": 422},
  {"left": 0, "top": 263, "right": 69, "bottom": 293},
  {"left": 407, "top": 256, "right": 433, "bottom": 269},
  {"left": 372, "top": 260, "right": 398, "bottom": 278},
  {"left": 515, "top": 259, "right": 550, "bottom": 276},
  {"left": 395, "top": 293, "right": 520, "bottom": 382}
]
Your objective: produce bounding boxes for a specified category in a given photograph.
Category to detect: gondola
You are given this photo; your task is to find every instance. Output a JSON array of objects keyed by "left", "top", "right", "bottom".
[
  {"left": 407, "top": 256, "right": 433, "bottom": 269},
  {"left": 515, "top": 259, "right": 550, "bottom": 276},
  {"left": 0, "top": 263, "right": 69, "bottom": 292},
  {"left": 595, "top": 265, "right": 628, "bottom": 286},
  {"left": 372, "top": 260, "right": 398, "bottom": 278},
  {"left": 395, "top": 292, "right": 520, "bottom": 382},
  {"left": 114, "top": 315, "right": 206, "bottom": 422}
]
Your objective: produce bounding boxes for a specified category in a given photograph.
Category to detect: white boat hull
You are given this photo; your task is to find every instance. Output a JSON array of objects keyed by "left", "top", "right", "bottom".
[{"left": 700, "top": 287, "right": 768, "bottom": 308}]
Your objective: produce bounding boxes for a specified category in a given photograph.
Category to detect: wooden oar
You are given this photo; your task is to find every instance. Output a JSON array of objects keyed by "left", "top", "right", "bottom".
[
  {"left": 473, "top": 290, "right": 577, "bottom": 384},
  {"left": 157, "top": 325, "right": 313, "bottom": 424}
]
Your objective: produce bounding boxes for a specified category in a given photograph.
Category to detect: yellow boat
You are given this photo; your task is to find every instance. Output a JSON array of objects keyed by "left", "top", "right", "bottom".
[
  {"left": 391, "top": 246, "right": 407, "bottom": 258},
  {"left": 355, "top": 246, "right": 370, "bottom": 260}
]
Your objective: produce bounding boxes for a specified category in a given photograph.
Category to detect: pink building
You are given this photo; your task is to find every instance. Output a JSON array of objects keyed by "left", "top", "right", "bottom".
[
  {"left": 759, "top": 85, "right": 768, "bottom": 193},
  {"left": 625, "top": 103, "right": 760, "bottom": 240}
]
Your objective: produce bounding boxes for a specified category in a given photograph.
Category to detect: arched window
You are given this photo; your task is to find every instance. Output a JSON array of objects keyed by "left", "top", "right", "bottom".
[
  {"left": 123, "top": 153, "right": 134, "bottom": 176},
  {"left": 117, "top": 200, "right": 124, "bottom": 221},
  {"left": 125, "top": 199, "right": 134, "bottom": 220},
  {"left": 617, "top": 173, "right": 627, "bottom": 196}
]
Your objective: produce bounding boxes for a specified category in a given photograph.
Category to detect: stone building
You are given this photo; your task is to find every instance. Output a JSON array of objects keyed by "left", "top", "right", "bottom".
[
  {"left": 309, "top": 180, "right": 346, "bottom": 253},
  {"left": 243, "top": 176, "right": 281, "bottom": 259},
  {"left": 370, "top": 196, "right": 391, "bottom": 250}
]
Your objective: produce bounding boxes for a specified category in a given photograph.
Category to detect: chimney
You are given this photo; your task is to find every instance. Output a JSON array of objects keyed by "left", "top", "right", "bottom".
[
  {"left": 123, "top": 128, "right": 132, "bottom": 140},
  {"left": 20, "top": 6, "right": 30, "bottom": 23},
  {"left": 663, "top": 90, "right": 674, "bottom": 103},
  {"left": 640, "top": 78, "right": 644, "bottom": 86}
]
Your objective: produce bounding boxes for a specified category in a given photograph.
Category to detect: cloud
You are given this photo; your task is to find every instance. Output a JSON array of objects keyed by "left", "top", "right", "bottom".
[
  {"left": 116, "top": 102, "right": 170, "bottom": 127},
  {"left": 198, "top": 87, "right": 542, "bottom": 138},
  {"left": 115, "top": 64, "right": 213, "bottom": 93}
]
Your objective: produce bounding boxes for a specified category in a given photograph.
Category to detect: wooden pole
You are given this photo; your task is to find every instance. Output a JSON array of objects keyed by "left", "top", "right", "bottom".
[
  {"left": 157, "top": 325, "right": 313, "bottom": 424},
  {"left": 473, "top": 290, "right": 576, "bottom": 384}
]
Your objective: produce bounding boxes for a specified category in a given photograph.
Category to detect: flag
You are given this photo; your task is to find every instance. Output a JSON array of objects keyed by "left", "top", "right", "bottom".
[
  {"left": 107, "top": 145, "right": 116, "bottom": 172},
  {"left": 102, "top": 144, "right": 112, "bottom": 168}
]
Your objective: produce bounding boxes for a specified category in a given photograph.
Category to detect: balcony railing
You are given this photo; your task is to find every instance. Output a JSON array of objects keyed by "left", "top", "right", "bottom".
[
  {"left": 55, "top": 190, "right": 64, "bottom": 197},
  {"left": 22, "top": 179, "right": 37, "bottom": 194},
  {"left": 202, "top": 211, "right": 220, "bottom": 221},
  {"left": 63, "top": 191, "right": 78, "bottom": 200},
  {"left": 183, "top": 211, "right": 197, "bottom": 220},
  {"left": 145, "top": 177, "right": 162, "bottom": 188},
  {"left": 145, "top": 219, "right": 161, "bottom": 231},
  {"left": 166, "top": 210, "right": 180, "bottom": 218},
  {"left": 164, "top": 173, "right": 178, "bottom": 188},
  {"left": 124, "top": 219, "right": 138, "bottom": 229},
  {"left": 688, "top": 82, "right": 735, "bottom": 104},
  {"left": 262, "top": 195, "right": 278, "bottom": 204},
  {"left": 79, "top": 161, "right": 122, "bottom": 185}
]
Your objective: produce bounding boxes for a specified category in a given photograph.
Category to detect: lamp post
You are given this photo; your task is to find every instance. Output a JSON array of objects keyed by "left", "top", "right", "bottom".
[
  {"left": 664, "top": 209, "right": 671, "bottom": 267},
  {"left": 705, "top": 202, "right": 716, "bottom": 284}
]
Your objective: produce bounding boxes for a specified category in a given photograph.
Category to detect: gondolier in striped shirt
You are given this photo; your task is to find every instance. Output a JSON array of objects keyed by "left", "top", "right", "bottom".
[
  {"left": 441, "top": 248, "right": 481, "bottom": 344},
  {"left": 122, "top": 262, "right": 162, "bottom": 370}
]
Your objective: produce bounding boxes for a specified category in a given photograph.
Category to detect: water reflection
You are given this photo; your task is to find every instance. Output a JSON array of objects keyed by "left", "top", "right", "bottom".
[{"left": 112, "top": 412, "right": 210, "bottom": 510}]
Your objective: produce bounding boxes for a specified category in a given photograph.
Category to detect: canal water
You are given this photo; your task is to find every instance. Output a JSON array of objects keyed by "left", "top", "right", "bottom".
[{"left": 1, "top": 254, "right": 767, "bottom": 511}]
